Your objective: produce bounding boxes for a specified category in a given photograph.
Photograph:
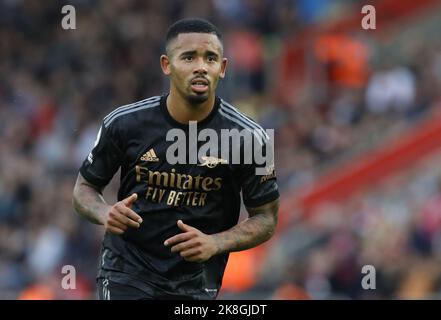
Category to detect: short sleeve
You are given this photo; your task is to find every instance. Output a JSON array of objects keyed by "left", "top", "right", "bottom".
[
  {"left": 239, "top": 137, "right": 279, "bottom": 208},
  {"left": 79, "top": 121, "right": 123, "bottom": 188}
]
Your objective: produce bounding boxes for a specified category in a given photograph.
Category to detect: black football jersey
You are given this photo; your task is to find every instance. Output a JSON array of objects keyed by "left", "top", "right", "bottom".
[{"left": 79, "top": 94, "right": 279, "bottom": 299}]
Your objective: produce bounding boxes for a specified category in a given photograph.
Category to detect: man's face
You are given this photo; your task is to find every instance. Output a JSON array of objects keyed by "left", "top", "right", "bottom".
[{"left": 161, "top": 33, "right": 227, "bottom": 105}]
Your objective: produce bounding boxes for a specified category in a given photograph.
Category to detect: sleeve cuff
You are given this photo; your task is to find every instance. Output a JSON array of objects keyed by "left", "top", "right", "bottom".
[
  {"left": 243, "top": 189, "right": 280, "bottom": 208},
  {"left": 79, "top": 166, "right": 109, "bottom": 188}
]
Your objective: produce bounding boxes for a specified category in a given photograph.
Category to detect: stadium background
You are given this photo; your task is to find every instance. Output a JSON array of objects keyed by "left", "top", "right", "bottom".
[{"left": 1, "top": 0, "right": 441, "bottom": 299}]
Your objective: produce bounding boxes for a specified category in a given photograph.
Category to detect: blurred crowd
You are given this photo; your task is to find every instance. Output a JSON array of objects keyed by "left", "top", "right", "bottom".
[
  {"left": 259, "top": 151, "right": 441, "bottom": 300},
  {"left": 1, "top": 0, "right": 441, "bottom": 299}
]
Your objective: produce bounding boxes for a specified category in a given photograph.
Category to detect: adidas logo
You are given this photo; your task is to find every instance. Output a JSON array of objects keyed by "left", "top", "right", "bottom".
[{"left": 141, "top": 148, "right": 159, "bottom": 162}]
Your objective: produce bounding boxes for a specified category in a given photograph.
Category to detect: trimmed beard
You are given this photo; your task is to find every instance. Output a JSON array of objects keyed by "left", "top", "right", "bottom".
[{"left": 187, "top": 93, "right": 209, "bottom": 105}]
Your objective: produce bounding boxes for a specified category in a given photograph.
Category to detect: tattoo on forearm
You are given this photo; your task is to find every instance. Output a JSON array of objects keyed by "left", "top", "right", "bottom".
[
  {"left": 212, "top": 199, "right": 279, "bottom": 254},
  {"left": 72, "top": 174, "right": 109, "bottom": 225}
]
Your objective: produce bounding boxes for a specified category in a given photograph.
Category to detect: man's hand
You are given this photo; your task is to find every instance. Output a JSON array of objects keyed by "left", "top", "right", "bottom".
[
  {"left": 164, "top": 220, "right": 218, "bottom": 263},
  {"left": 105, "top": 193, "right": 143, "bottom": 235}
]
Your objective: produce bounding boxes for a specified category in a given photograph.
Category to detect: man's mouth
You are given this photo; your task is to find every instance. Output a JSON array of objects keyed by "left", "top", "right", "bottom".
[{"left": 190, "top": 78, "right": 209, "bottom": 94}]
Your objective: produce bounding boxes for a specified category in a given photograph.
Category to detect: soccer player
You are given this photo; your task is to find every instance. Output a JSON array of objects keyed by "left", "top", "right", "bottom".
[{"left": 72, "top": 18, "right": 279, "bottom": 300}]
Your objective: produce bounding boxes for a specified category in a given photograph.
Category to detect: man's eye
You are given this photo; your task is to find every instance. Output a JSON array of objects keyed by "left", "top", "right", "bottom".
[
  {"left": 183, "top": 56, "right": 193, "bottom": 61},
  {"left": 208, "top": 56, "right": 217, "bottom": 62}
]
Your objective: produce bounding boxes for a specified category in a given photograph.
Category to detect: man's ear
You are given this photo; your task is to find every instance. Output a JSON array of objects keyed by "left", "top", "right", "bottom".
[
  {"left": 160, "top": 54, "right": 171, "bottom": 75},
  {"left": 219, "top": 57, "right": 228, "bottom": 79}
]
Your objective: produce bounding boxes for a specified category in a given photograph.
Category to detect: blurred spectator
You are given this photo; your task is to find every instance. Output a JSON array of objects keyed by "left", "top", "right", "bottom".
[{"left": 365, "top": 65, "right": 416, "bottom": 114}]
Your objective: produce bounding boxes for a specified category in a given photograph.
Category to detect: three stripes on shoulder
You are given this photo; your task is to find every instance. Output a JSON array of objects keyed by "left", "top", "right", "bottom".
[
  {"left": 219, "top": 99, "right": 269, "bottom": 146},
  {"left": 103, "top": 96, "right": 161, "bottom": 128},
  {"left": 102, "top": 96, "right": 269, "bottom": 145}
]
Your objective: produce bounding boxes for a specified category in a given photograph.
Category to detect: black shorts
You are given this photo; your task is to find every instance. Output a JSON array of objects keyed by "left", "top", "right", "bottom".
[
  {"left": 96, "top": 277, "right": 206, "bottom": 300},
  {"left": 97, "top": 278, "right": 154, "bottom": 300}
]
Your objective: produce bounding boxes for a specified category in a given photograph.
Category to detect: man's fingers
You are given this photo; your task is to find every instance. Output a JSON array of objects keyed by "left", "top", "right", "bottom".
[
  {"left": 170, "top": 239, "right": 198, "bottom": 253},
  {"left": 180, "top": 248, "right": 201, "bottom": 258},
  {"left": 119, "top": 212, "right": 140, "bottom": 228},
  {"left": 108, "top": 219, "right": 128, "bottom": 231},
  {"left": 111, "top": 207, "right": 141, "bottom": 228},
  {"left": 122, "top": 193, "right": 138, "bottom": 207},
  {"left": 106, "top": 195, "right": 142, "bottom": 235},
  {"left": 120, "top": 206, "right": 143, "bottom": 224},
  {"left": 177, "top": 220, "right": 196, "bottom": 232},
  {"left": 164, "top": 232, "right": 194, "bottom": 247}
]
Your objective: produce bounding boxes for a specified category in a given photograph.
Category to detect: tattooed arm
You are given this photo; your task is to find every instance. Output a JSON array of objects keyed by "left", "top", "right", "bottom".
[
  {"left": 72, "top": 173, "right": 109, "bottom": 225},
  {"left": 164, "top": 198, "right": 279, "bottom": 262},
  {"left": 72, "top": 173, "right": 143, "bottom": 234},
  {"left": 213, "top": 199, "right": 279, "bottom": 253}
]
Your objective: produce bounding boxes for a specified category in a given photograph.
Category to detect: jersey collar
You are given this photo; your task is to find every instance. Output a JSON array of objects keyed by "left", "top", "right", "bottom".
[{"left": 160, "top": 94, "right": 220, "bottom": 129}]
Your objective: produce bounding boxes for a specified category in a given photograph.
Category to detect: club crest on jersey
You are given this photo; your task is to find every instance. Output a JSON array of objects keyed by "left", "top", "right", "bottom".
[
  {"left": 198, "top": 156, "right": 228, "bottom": 168},
  {"left": 141, "top": 148, "right": 159, "bottom": 162}
]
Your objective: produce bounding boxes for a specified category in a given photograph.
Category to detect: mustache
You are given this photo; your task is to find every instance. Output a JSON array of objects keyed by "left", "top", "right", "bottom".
[{"left": 190, "top": 76, "right": 210, "bottom": 84}]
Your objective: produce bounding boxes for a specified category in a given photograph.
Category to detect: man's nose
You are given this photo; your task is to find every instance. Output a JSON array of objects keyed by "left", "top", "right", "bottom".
[{"left": 193, "top": 57, "right": 208, "bottom": 74}]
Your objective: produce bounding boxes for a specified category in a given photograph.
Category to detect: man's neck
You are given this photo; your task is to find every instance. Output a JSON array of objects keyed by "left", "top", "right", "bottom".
[{"left": 166, "top": 90, "right": 215, "bottom": 124}]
